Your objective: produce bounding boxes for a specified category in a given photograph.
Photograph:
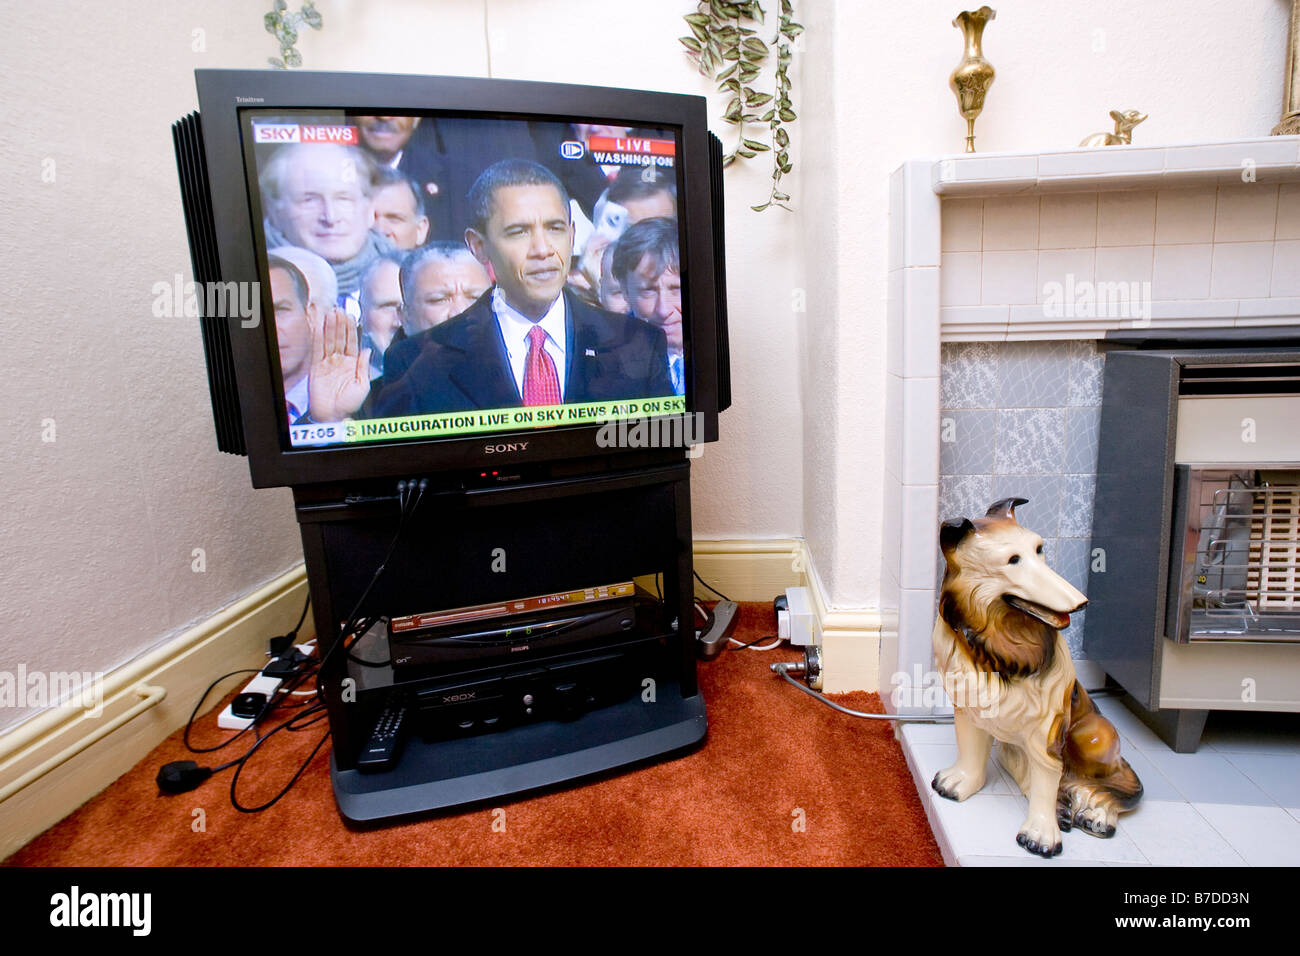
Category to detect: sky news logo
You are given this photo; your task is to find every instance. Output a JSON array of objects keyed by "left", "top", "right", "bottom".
[{"left": 252, "top": 123, "right": 359, "bottom": 145}]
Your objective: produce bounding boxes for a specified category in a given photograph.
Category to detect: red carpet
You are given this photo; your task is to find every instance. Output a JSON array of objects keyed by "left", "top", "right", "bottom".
[{"left": 5, "top": 603, "right": 942, "bottom": 866}]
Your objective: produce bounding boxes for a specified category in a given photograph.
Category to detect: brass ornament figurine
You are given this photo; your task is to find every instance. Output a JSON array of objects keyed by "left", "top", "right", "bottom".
[
  {"left": 949, "top": 7, "right": 996, "bottom": 153},
  {"left": 931, "top": 498, "right": 1143, "bottom": 858},
  {"left": 1079, "top": 109, "right": 1147, "bottom": 147},
  {"left": 1273, "top": 0, "right": 1300, "bottom": 134}
]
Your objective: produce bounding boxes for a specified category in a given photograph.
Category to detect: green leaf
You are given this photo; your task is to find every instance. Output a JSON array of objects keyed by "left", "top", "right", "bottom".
[
  {"left": 779, "top": 107, "right": 796, "bottom": 122},
  {"left": 780, "top": 0, "right": 792, "bottom": 14},
  {"left": 742, "top": 138, "right": 770, "bottom": 151},
  {"left": 781, "top": 162, "right": 792, "bottom": 174},
  {"left": 746, "top": 92, "right": 773, "bottom": 107},
  {"left": 701, "top": 48, "right": 716, "bottom": 74},
  {"left": 739, "top": 63, "right": 760, "bottom": 79},
  {"left": 724, "top": 99, "right": 743, "bottom": 122},
  {"left": 689, "top": 21, "right": 709, "bottom": 43},
  {"left": 760, "top": 109, "right": 775, "bottom": 122},
  {"left": 774, "top": 127, "right": 789, "bottom": 147},
  {"left": 783, "top": 22, "right": 805, "bottom": 37},
  {"left": 741, "top": 47, "right": 764, "bottom": 62},
  {"left": 722, "top": 47, "right": 741, "bottom": 60},
  {"left": 274, "top": 0, "right": 287, "bottom": 11},
  {"left": 268, "top": 56, "right": 286, "bottom": 69},
  {"left": 723, "top": 78, "right": 741, "bottom": 92},
  {"left": 282, "top": 47, "right": 302, "bottom": 67},
  {"left": 736, "top": 147, "right": 756, "bottom": 158},
  {"left": 301, "top": 2, "right": 322, "bottom": 28},
  {"left": 752, "top": 201, "right": 771, "bottom": 211},
  {"left": 679, "top": 35, "right": 703, "bottom": 53},
  {"left": 684, "top": 12, "right": 711, "bottom": 26},
  {"left": 722, "top": 154, "right": 736, "bottom": 167},
  {"left": 776, "top": 149, "right": 788, "bottom": 165},
  {"left": 717, "top": 62, "right": 739, "bottom": 81},
  {"left": 773, "top": 191, "right": 790, "bottom": 201},
  {"left": 743, "top": 37, "right": 769, "bottom": 55}
]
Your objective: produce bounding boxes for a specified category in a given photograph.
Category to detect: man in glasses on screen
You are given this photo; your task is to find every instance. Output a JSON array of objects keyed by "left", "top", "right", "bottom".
[{"left": 308, "top": 159, "right": 673, "bottom": 421}]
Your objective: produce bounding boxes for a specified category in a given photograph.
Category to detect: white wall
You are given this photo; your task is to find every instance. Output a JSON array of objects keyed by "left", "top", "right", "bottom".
[
  {"left": 0, "top": 0, "right": 1290, "bottom": 732},
  {"left": 800, "top": 0, "right": 1289, "bottom": 609}
]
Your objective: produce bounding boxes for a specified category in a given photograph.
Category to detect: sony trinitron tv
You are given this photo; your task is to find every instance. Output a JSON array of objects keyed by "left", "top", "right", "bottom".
[{"left": 174, "top": 69, "right": 729, "bottom": 489}]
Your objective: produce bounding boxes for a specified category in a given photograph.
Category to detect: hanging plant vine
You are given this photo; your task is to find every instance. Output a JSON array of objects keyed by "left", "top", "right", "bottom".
[
  {"left": 264, "top": 0, "right": 323, "bottom": 69},
  {"left": 679, "top": 0, "right": 802, "bottom": 211}
]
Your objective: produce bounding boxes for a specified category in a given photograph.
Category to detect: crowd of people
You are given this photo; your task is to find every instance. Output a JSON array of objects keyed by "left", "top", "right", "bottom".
[{"left": 255, "top": 115, "right": 687, "bottom": 428}]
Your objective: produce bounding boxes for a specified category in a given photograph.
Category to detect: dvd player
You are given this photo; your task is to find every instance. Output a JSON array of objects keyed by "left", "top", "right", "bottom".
[{"left": 388, "top": 583, "right": 644, "bottom": 674}]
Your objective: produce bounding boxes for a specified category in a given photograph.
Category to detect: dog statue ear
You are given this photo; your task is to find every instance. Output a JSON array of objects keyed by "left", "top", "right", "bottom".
[
  {"left": 985, "top": 497, "right": 1029, "bottom": 520},
  {"left": 939, "top": 517, "right": 976, "bottom": 552}
]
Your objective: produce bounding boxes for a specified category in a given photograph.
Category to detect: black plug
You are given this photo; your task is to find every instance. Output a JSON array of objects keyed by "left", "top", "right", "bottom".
[{"left": 157, "top": 761, "right": 213, "bottom": 794}]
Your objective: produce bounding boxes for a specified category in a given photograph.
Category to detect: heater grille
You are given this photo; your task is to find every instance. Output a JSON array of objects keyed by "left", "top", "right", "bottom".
[{"left": 1181, "top": 472, "right": 1300, "bottom": 641}]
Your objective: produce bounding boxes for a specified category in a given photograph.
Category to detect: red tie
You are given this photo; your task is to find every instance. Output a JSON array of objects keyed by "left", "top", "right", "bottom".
[{"left": 522, "top": 325, "right": 561, "bottom": 406}]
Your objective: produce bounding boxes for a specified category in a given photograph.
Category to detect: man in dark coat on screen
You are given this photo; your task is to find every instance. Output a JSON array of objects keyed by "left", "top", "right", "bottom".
[{"left": 361, "top": 160, "right": 674, "bottom": 419}]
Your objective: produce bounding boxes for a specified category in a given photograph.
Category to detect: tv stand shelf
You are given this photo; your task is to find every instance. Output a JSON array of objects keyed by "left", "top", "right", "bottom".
[
  {"left": 333, "top": 678, "right": 705, "bottom": 822},
  {"left": 295, "top": 452, "right": 704, "bottom": 822}
]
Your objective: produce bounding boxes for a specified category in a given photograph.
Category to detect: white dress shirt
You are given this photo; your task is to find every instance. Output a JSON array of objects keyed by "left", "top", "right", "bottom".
[
  {"left": 491, "top": 288, "right": 567, "bottom": 402},
  {"left": 285, "top": 376, "right": 310, "bottom": 425}
]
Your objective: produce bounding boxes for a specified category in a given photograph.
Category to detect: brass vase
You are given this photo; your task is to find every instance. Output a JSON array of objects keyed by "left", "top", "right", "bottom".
[{"left": 949, "top": 7, "right": 997, "bottom": 152}]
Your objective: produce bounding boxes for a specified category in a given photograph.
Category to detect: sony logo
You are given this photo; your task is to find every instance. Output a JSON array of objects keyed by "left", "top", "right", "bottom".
[
  {"left": 485, "top": 442, "right": 529, "bottom": 454},
  {"left": 236, "top": 96, "right": 265, "bottom": 103}
]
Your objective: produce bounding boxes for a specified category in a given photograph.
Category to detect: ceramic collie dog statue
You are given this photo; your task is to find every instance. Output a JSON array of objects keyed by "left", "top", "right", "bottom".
[{"left": 931, "top": 498, "right": 1142, "bottom": 857}]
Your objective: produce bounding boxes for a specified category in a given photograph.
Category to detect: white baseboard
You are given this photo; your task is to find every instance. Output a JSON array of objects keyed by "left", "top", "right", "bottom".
[
  {"left": 0, "top": 565, "right": 311, "bottom": 861},
  {"left": 694, "top": 539, "right": 882, "bottom": 694}
]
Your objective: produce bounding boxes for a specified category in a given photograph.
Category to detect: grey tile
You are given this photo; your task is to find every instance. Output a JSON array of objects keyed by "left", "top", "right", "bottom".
[
  {"left": 991, "top": 475, "right": 1062, "bottom": 537},
  {"left": 939, "top": 409, "right": 998, "bottom": 475},
  {"left": 1052, "top": 536, "right": 1092, "bottom": 596},
  {"left": 998, "top": 341, "right": 1073, "bottom": 409},
  {"left": 995, "top": 409, "right": 1065, "bottom": 475},
  {"left": 1065, "top": 608, "right": 1086, "bottom": 658},
  {"left": 1222, "top": 752, "right": 1300, "bottom": 808},
  {"left": 1064, "top": 406, "right": 1101, "bottom": 475},
  {"left": 939, "top": 474, "right": 993, "bottom": 525},
  {"left": 1059, "top": 474, "right": 1097, "bottom": 537},
  {"left": 1200, "top": 710, "right": 1300, "bottom": 756},
  {"left": 941, "top": 342, "right": 1000, "bottom": 409},
  {"left": 1067, "top": 340, "right": 1105, "bottom": 407},
  {"left": 1142, "top": 749, "right": 1275, "bottom": 806}
]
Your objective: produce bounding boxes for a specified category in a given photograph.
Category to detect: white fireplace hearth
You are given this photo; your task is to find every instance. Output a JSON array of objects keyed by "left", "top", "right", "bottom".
[{"left": 882, "top": 136, "right": 1300, "bottom": 710}]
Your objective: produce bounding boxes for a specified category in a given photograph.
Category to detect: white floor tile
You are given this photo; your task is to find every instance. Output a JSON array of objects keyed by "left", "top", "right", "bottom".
[
  {"left": 907, "top": 743, "right": 1022, "bottom": 798},
  {"left": 1221, "top": 752, "right": 1300, "bottom": 809},
  {"left": 900, "top": 722, "right": 959, "bottom": 746},
  {"left": 930, "top": 789, "right": 1149, "bottom": 864},
  {"left": 958, "top": 854, "right": 1104, "bottom": 867},
  {"left": 1118, "top": 801, "right": 1246, "bottom": 867},
  {"left": 1194, "top": 804, "right": 1300, "bottom": 866},
  {"left": 1142, "top": 749, "right": 1274, "bottom": 806}
]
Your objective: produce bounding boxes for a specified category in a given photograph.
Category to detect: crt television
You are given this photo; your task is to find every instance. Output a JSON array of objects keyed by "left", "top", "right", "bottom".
[{"left": 173, "top": 69, "right": 730, "bottom": 489}]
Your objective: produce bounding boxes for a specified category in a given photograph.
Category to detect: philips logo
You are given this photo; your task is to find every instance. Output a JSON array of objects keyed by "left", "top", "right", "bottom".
[
  {"left": 560, "top": 140, "right": 585, "bottom": 160},
  {"left": 485, "top": 442, "right": 528, "bottom": 454}
]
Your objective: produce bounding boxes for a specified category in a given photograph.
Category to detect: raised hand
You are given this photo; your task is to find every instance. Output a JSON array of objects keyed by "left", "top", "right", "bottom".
[{"left": 307, "top": 306, "right": 372, "bottom": 422}]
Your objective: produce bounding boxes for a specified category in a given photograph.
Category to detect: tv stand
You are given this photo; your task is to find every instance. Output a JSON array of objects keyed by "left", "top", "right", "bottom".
[{"left": 294, "top": 451, "right": 706, "bottom": 822}]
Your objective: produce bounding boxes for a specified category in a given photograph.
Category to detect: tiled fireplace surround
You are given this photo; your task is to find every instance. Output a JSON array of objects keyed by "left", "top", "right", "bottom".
[{"left": 882, "top": 138, "right": 1300, "bottom": 710}]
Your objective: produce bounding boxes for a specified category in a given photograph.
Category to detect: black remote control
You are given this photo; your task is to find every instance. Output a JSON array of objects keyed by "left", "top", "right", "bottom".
[{"left": 357, "top": 703, "right": 407, "bottom": 773}]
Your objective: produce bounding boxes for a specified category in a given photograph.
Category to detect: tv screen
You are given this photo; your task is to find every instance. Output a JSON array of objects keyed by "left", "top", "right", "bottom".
[
  {"left": 179, "top": 70, "right": 726, "bottom": 488},
  {"left": 242, "top": 109, "right": 689, "bottom": 452}
]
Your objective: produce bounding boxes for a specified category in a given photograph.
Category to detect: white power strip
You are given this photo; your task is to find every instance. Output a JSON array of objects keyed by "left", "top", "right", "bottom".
[
  {"left": 216, "top": 641, "right": 316, "bottom": 730},
  {"left": 779, "top": 588, "right": 816, "bottom": 647}
]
